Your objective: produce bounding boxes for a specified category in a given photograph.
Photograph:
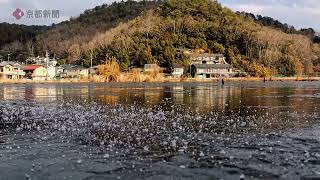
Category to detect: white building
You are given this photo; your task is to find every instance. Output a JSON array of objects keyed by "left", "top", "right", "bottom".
[
  {"left": 171, "top": 63, "right": 184, "bottom": 78},
  {"left": 188, "top": 53, "right": 234, "bottom": 78},
  {"left": 47, "top": 66, "right": 56, "bottom": 79}
]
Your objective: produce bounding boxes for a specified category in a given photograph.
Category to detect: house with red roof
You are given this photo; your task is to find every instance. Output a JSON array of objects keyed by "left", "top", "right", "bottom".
[{"left": 23, "top": 65, "right": 48, "bottom": 80}]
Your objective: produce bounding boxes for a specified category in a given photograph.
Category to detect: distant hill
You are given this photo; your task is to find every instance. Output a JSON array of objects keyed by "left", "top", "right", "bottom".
[
  {"left": 0, "top": 0, "right": 161, "bottom": 60},
  {"left": 237, "top": 12, "right": 319, "bottom": 43},
  {"left": 0, "top": 23, "right": 47, "bottom": 49},
  {"left": 34, "top": 0, "right": 161, "bottom": 57}
]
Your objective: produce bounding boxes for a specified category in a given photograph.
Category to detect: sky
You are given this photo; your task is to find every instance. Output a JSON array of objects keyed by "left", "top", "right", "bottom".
[
  {"left": 0, "top": 0, "right": 319, "bottom": 31},
  {"left": 0, "top": 0, "right": 111, "bottom": 25},
  {"left": 220, "top": 0, "right": 320, "bottom": 31}
]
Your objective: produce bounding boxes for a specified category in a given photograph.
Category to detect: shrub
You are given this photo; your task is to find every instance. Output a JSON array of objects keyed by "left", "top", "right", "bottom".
[
  {"left": 98, "top": 57, "right": 121, "bottom": 82},
  {"left": 248, "top": 62, "right": 272, "bottom": 77}
]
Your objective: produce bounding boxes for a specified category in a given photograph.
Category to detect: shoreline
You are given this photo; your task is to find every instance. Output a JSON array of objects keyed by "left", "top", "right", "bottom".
[{"left": 0, "top": 77, "right": 320, "bottom": 84}]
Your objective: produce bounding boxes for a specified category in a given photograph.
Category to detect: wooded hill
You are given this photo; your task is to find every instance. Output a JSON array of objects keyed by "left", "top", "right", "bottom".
[
  {"left": 0, "top": 23, "right": 47, "bottom": 49},
  {"left": 237, "top": 12, "right": 320, "bottom": 43},
  {"left": 0, "top": 0, "right": 160, "bottom": 60},
  {"left": 1, "top": 0, "right": 320, "bottom": 76}
]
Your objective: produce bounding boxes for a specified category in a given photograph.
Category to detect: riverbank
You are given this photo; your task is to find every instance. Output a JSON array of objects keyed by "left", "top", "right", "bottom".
[{"left": 1, "top": 76, "right": 320, "bottom": 84}]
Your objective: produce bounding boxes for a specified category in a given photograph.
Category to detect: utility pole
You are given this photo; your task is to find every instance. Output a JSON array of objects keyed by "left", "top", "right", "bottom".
[
  {"left": 90, "top": 52, "right": 93, "bottom": 69},
  {"left": 31, "top": 44, "right": 34, "bottom": 57},
  {"left": 45, "top": 50, "right": 49, "bottom": 66},
  {"left": 7, "top": 54, "right": 11, "bottom": 62},
  {"left": 90, "top": 52, "right": 93, "bottom": 78},
  {"left": 45, "top": 50, "right": 49, "bottom": 59}
]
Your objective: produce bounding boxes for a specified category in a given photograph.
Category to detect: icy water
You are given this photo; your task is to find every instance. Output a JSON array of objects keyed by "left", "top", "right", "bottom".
[{"left": 0, "top": 82, "right": 320, "bottom": 180}]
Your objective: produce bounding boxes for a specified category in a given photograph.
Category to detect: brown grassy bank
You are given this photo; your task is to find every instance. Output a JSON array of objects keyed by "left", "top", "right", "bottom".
[{"left": 1, "top": 76, "right": 320, "bottom": 84}]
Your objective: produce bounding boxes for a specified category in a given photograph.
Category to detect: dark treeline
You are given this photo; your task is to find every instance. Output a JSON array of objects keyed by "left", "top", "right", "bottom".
[
  {"left": 237, "top": 12, "right": 320, "bottom": 43},
  {"left": 0, "top": 23, "right": 48, "bottom": 62},
  {"left": 0, "top": 23, "right": 47, "bottom": 49}
]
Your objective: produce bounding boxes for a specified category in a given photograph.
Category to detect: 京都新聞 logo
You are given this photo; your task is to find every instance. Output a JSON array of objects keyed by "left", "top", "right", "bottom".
[
  {"left": 13, "top": 8, "right": 24, "bottom": 20},
  {"left": 12, "top": 8, "right": 60, "bottom": 20}
]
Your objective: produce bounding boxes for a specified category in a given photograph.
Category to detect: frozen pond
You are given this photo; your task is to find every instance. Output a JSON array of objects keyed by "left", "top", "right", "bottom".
[{"left": 1, "top": 81, "right": 320, "bottom": 180}]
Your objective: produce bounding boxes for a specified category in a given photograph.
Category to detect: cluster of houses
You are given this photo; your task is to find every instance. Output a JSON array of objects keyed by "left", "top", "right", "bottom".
[
  {"left": 0, "top": 49, "right": 237, "bottom": 81},
  {"left": 0, "top": 56, "right": 93, "bottom": 80}
]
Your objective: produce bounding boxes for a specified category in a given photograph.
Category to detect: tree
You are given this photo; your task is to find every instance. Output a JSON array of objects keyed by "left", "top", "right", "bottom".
[
  {"left": 278, "top": 56, "right": 296, "bottom": 77},
  {"left": 208, "top": 41, "right": 225, "bottom": 54},
  {"left": 68, "top": 44, "right": 81, "bottom": 61},
  {"left": 97, "top": 57, "right": 121, "bottom": 82}
]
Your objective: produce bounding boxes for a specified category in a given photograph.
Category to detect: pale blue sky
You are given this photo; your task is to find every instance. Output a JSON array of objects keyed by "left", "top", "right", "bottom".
[
  {"left": 0, "top": 0, "right": 110, "bottom": 25},
  {"left": 0, "top": 0, "right": 319, "bottom": 30},
  {"left": 220, "top": 0, "right": 320, "bottom": 30}
]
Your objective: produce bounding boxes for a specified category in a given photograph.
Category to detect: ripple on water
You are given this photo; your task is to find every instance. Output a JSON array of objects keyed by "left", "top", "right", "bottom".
[{"left": 0, "top": 92, "right": 319, "bottom": 180}]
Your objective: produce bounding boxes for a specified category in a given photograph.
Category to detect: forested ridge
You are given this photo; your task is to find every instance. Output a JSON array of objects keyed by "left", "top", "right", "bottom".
[
  {"left": 237, "top": 12, "right": 320, "bottom": 43},
  {"left": 0, "top": 23, "right": 47, "bottom": 49},
  {"left": 0, "top": 0, "right": 161, "bottom": 60},
  {"left": 1, "top": 0, "right": 320, "bottom": 76}
]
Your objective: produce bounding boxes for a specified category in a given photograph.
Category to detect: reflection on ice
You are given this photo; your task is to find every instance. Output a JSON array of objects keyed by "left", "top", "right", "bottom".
[{"left": 0, "top": 82, "right": 320, "bottom": 180}]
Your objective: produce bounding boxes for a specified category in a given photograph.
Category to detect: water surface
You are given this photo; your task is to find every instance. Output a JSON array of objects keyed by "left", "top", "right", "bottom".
[{"left": 0, "top": 82, "right": 320, "bottom": 180}]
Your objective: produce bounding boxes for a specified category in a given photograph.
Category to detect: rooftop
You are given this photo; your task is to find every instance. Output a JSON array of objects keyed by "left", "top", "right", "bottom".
[
  {"left": 172, "top": 63, "right": 183, "bottom": 68},
  {"left": 144, "top": 64, "right": 160, "bottom": 69},
  {"left": 22, "top": 65, "right": 43, "bottom": 71},
  {"left": 193, "top": 64, "right": 233, "bottom": 69},
  {"left": 189, "top": 53, "right": 224, "bottom": 58},
  {"left": 61, "top": 64, "right": 87, "bottom": 70},
  {"left": 0, "top": 61, "right": 22, "bottom": 67}
]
